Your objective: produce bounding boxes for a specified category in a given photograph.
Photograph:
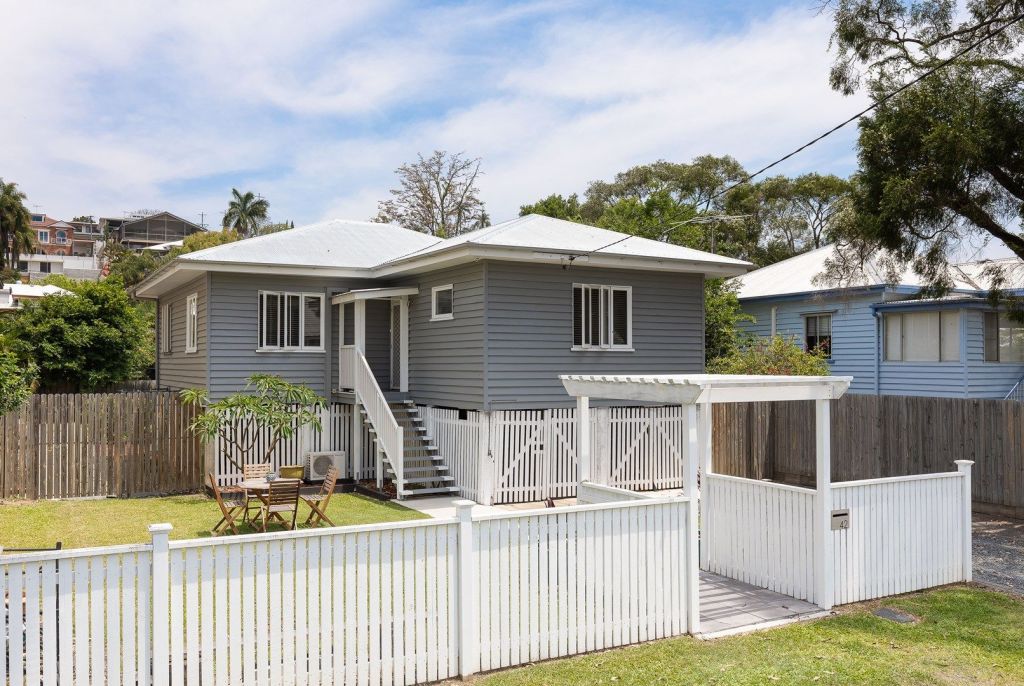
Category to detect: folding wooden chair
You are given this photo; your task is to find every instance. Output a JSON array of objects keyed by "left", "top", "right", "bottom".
[
  {"left": 209, "top": 473, "right": 245, "bottom": 535},
  {"left": 301, "top": 466, "right": 339, "bottom": 527},
  {"left": 260, "top": 479, "right": 301, "bottom": 532},
  {"left": 243, "top": 462, "right": 273, "bottom": 521}
]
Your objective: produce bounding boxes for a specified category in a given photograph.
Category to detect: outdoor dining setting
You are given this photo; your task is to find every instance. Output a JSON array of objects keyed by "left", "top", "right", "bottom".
[{"left": 208, "top": 463, "right": 340, "bottom": 535}]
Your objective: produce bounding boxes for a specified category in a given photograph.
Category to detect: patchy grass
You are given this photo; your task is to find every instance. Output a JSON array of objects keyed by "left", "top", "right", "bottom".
[
  {"left": 470, "top": 587, "right": 1024, "bottom": 686},
  {"left": 0, "top": 492, "right": 427, "bottom": 549}
]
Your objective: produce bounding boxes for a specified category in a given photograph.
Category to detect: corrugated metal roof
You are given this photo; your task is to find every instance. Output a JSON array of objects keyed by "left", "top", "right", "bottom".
[
  {"left": 178, "top": 219, "right": 442, "bottom": 269},
  {"left": 379, "top": 214, "right": 751, "bottom": 270},
  {"left": 3, "top": 283, "right": 71, "bottom": 297},
  {"left": 731, "top": 245, "right": 1023, "bottom": 300}
]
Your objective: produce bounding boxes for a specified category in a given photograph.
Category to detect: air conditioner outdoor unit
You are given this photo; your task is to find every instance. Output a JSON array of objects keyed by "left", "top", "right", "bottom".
[{"left": 305, "top": 451, "right": 347, "bottom": 481}]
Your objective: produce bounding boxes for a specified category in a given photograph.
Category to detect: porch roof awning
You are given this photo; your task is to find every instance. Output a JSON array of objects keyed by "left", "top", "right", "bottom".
[
  {"left": 331, "top": 286, "right": 419, "bottom": 305},
  {"left": 559, "top": 373, "right": 852, "bottom": 405}
]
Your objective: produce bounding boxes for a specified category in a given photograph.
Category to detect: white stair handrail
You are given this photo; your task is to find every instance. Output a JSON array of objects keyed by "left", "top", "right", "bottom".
[{"left": 353, "top": 349, "right": 404, "bottom": 492}]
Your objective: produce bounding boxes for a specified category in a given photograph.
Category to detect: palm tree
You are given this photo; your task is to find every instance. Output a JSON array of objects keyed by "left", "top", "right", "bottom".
[
  {"left": 222, "top": 188, "right": 269, "bottom": 238},
  {"left": 0, "top": 179, "right": 33, "bottom": 270}
]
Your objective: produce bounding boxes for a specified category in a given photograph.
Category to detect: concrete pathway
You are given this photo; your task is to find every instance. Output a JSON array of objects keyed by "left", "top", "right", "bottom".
[
  {"left": 974, "top": 514, "right": 1024, "bottom": 595},
  {"left": 398, "top": 495, "right": 505, "bottom": 519},
  {"left": 698, "top": 572, "right": 825, "bottom": 638}
]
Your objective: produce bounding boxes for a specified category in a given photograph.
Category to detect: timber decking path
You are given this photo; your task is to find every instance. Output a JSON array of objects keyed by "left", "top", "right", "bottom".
[
  {"left": 697, "top": 572, "right": 824, "bottom": 638},
  {"left": 973, "top": 514, "right": 1024, "bottom": 595}
]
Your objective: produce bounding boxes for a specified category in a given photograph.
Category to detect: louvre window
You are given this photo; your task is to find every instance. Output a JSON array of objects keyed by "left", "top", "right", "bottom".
[
  {"left": 258, "top": 291, "right": 324, "bottom": 350},
  {"left": 161, "top": 303, "right": 171, "bottom": 353},
  {"left": 185, "top": 293, "right": 198, "bottom": 354},
  {"left": 883, "top": 311, "right": 960, "bottom": 362},
  {"left": 572, "top": 284, "right": 632, "bottom": 350}
]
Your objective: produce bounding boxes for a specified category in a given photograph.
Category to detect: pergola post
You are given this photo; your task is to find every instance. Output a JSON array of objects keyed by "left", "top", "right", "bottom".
[
  {"left": 576, "top": 396, "right": 591, "bottom": 483},
  {"left": 683, "top": 404, "right": 700, "bottom": 633},
  {"left": 813, "top": 398, "right": 834, "bottom": 610},
  {"left": 697, "top": 401, "right": 712, "bottom": 571}
]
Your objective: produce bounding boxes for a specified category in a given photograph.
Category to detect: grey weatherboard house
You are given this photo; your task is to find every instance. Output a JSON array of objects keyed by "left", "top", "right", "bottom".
[
  {"left": 733, "top": 245, "right": 1024, "bottom": 399},
  {"left": 136, "top": 215, "right": 750, "bottom": 501}
]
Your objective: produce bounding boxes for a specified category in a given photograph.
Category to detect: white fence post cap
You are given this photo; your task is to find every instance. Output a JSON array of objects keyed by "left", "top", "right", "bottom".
[
  {"left": 954, "top": 460, "right": 975, "bottom": 467},
  {"left": 148, "top": 523, "right": 174, "bottom": 533}
]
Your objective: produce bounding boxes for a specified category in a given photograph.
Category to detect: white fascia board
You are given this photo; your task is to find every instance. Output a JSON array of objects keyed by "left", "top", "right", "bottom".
[
  {"left": 135, "top": 259, "right": 372, "bottom": 299},
  {"left": 375, "top": 244, "right": 750, "bottom": 278},
  {"left": 331, "top": 286, "right": 419, "bottom": 304}
]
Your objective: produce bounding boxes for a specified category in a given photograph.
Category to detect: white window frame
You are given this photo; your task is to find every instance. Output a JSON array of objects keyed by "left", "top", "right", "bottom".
[
  {"left": 803, "top": 312, "right": 833, "bottom": 359},
  {"left": 431, "top": 284, "right": 454, "bottom": 321},
  {"left": 37, "top": 230, "right": 49, "bottom": 244},
  {"left": 185, "top": 293, "right": 198, "bottom": 354},
  {"left": 883, "top": 310, "right": 961, "bottom": 363},
  {"left": 983, "top": 311, "right": 1024, "bottom": 363},
  {"left": 572, "top": 283, "right": 633, "bottom": 351},
  {"left": 160, "top": 303, "right": 171, "bottom": 354},
  {"left": 257, "top": 291, "right": 325, "bottom": 352}
]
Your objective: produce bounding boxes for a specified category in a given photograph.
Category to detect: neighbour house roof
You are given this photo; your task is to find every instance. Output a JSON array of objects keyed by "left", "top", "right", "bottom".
[
  {"left": 135, "top": 214, "right": 751, "bottom": 299},
  {"left": 732, "top": 244, "right": 1024, "bottom": 301},
  {"left": 0, "top": 282, "right": 72, "bottom": 310},
  {"left": 560, "top": 373, "right": 852, "bottom": 404}
]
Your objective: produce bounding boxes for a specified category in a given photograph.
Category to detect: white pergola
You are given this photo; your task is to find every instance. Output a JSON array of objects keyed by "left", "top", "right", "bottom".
[{"left": 559, "top": 373, "right": 852, "bottom": 617}]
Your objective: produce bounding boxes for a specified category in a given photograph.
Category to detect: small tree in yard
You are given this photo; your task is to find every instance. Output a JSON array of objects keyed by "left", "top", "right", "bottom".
[
  {"left": 181, "top": 374, "right": 326, "bottom": 473},
  {"left": 709, "top": 336, "right": 830, "bottom": 376},
  {"left": 0, "top": 348, "right": 37, "bottom": 415}
]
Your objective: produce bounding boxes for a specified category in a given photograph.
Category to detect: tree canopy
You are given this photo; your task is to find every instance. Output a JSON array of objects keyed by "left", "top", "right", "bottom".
[
  {"left": 0, "top": 178, "right": 34, "bottom": 270},
  {"left": 823, "top": 0, "right": 1024, "bottom": 296},
  {"left": 375, "top": 150, "right": 489, "bottom": 237},
  {"left": 222, "top": 188, "right": 269, "bottom": 237},
  {"left": 103, "top": 229, "right": 242, "bottom": 287},
  {"left": 0, "top": 347, "right": 37, "bottom": 415},
  {"left": 708, "top": 336, "right": 831, "bottom": 376},
  {"left": 0, "top": 277, "right": 151, "bottom": 391}
]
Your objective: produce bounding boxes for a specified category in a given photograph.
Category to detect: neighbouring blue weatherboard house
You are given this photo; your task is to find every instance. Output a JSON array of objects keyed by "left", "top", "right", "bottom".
[{"left": 732, "top": 246, "right": 1024, "bottom": 399}]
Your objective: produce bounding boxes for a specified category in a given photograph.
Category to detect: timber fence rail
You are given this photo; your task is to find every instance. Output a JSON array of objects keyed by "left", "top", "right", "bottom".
[
  {"left": 0, "top": 391, "right": 202, "bottom": 500},
  {"left": 712, "top": 394, "right": 1024, "bottom": 518}
]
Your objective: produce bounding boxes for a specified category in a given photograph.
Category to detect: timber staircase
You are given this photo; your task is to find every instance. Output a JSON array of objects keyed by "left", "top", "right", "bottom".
[{"left": 361, "top": 400, "right": 459, "bottom": 498}]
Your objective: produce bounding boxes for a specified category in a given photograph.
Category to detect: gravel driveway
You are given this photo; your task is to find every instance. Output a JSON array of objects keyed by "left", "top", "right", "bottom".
[{"left": 973, "top": 514, "right": 1024, "bottom": 595}]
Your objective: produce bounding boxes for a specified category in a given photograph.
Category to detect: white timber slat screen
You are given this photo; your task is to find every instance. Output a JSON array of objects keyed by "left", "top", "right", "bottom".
[
  {"left": 831, "top": 472, "right": 969, "bottom": 604},
  {"left": 703, "top": 473, "right": 818, "bottom": 603},
  {"left": 1, "top": 497, "right": 694, "bottom": 685},
  {"left": 417, "top": 405, "right": 483, "bottom": 502}
]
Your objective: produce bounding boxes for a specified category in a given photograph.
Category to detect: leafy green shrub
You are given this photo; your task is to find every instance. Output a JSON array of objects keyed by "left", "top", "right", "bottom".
[
  {"left": 708, "top": 336, "right": 830, "bottom": 376},
  {"left": 0, "top": 348, "right": 37, "bottom": 414}
]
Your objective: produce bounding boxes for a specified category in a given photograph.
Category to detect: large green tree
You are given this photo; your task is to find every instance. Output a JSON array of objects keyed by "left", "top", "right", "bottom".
[
  {"left": 824, "top": 0, "right": 1024, "bottom": 292},
  {"left": 0, "top": 179, "right": 34, "bottom": 269},
  {"left": 222, "top": 188, "right": 269, "bottom": 237},
  {"left": 1, "top": 277, "right": 151, "bottom": 391}
]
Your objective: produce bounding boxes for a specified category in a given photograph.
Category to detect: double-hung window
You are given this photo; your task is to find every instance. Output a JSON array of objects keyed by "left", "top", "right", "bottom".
[
  {"left": 804, "top": 313, "right": 832, "bottom": 358},
  {"left": 572, "top": 284, "right": 632, "bottom": 350},
  {"left": 185, "top": 293, "right": 198, "bottom": 354},
  {"left": 258, "top": 291, "right": 324, "bottom": 351},
  {"left": 984, "top": 312, "right": 1024, "bottom": 362}
]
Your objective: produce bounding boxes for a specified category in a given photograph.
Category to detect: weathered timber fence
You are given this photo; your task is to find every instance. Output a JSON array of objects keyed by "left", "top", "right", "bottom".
[
  {"left": 0, "top": 392, "right": 201, "bottom": 500},
  {"left": 712, "top": 394, "right": 1024, "bottom": 518}
]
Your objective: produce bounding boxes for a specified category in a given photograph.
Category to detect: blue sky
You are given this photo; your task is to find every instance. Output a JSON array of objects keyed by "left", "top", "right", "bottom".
[{"left": 5, "top": 0, "right": 868, "bottom": 229}]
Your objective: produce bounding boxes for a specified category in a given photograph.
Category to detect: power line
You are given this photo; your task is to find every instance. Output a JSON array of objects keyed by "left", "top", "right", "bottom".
[{"left": 569, "top": 11, "right": 1024, "bottom": 261}]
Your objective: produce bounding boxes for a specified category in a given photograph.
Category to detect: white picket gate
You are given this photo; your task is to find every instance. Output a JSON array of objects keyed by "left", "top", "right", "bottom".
[
  {"left": 1, "top": 497, "right": 694, "bottom": 686},
  {"left": 417, "top": 407, "right": 485, "bottom": 503}
]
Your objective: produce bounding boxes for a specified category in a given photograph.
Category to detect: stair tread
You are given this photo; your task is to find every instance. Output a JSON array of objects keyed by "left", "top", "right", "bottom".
[
  {"left": 400, "top": 476, "right": 455, "bottom": 484},
  {"left": 400, "top": 486, "right": 461, "bottom": 497}
]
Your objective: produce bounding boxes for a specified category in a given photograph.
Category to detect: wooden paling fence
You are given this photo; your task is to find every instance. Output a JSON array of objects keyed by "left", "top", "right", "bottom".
[
  {"left": 0, "top": 392, "right": 202, "bottom": 500},
  {"left": 713, "top": 394, "right": 1024, "bottom": 518},
  {"left": 0, "top": 497, "right": 695, "bottom": 685}
]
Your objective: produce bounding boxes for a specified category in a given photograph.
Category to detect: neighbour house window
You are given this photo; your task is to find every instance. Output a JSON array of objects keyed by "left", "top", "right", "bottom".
[
  {"left": 983, "top": 312, "right": 1024, "bottom": 362},
  {"left": 804, "top": 314, "right": 832, "bottom": 358},
  {"left": 55, "top": 230, "right": 67, "bottom": 244},
  {"left": 161, "top": 303, "right": 171, "bottom": 353},
  {"left": 572, "top": 284, "right": 632, "bottom": 350},
  {"left": 258, "top": 291, "right": 324, "bottom": 350},
  {"left": 884, "top": 311, "right": 960, "bottom": 362},
  {"left": 431, "top": 284, "right": 454, "bottom": 321},
  {"left": 38, "top": 230, "right": 49, "bottom": 244},
  {"left": 38, "top": 262, "right": 51, "bottom": 274},
  {"left": 185, "top": 293, "right": 198, "bottom": 354}
]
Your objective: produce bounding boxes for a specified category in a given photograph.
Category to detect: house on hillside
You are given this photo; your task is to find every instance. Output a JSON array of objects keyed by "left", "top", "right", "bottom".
[
  {"left": 732, "top": 246, "right": 1024, "bottom": 399},
  {"left": 14, "top": 213, "right": 102, "bottom": 281},
  {"left": 102, "top": 211, "right": 205, "bottom": 251},
  {"left": 135, "top": 215, "right": 750, "bottom": 499}
]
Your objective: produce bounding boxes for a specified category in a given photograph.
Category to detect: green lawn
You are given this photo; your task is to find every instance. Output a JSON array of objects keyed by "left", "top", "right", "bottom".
[
  {"left": 470, "top": 587, "right": 1024, "bottom": 686},
  {"left": 0, "top": 492, "right": 427, "bottom": 549}
]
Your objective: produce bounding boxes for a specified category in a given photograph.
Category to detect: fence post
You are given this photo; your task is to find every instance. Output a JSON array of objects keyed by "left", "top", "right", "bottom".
[
  {"left": 149, "top": 523, "right": 173, "bottom": 686},
  {"left": 455, "top": 500, "right": 478, "bottom": 677},
  {"left": 813, "top": 399, "right": 834, "bottom": 611},
  {"left": 698, "top": 402, "right": 713, "bottom": 571},
  {"left": 576, "top": 396, "right": 591, "bottom": 484},
  {"left": 682, "top": 404, "right": 700, "bottom": 634},
  {"left": 955, "top": 460, "right": 974, "bottom": 582}
]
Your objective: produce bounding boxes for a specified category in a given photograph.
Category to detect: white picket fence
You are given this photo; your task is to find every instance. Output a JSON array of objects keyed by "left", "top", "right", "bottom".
[
  {"left": 701, "top": 473, "right": 818, "bottom": 603},
  {"left": 1, "top": 497, "right": 694, "bottom": 686},
  {"left": 831, "top": 469, "right": 971, "bottom": 604}
]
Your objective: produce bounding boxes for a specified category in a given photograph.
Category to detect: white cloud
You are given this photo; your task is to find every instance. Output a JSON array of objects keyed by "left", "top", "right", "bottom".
[{"left": 1, "top": 1, "right": 867, "bottom": 229}]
